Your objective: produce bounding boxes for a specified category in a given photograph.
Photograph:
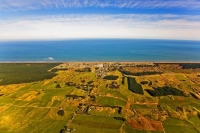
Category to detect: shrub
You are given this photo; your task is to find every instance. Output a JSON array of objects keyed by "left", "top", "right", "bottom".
[
  {"left": 148, "top": 81, "right": 152, "bottom": 86},
  {"left": 87, "top": 81, "right": 93, "bottom": 84},
  {"left": 120, "top": 70, "right": 162, "bottom": 76},
  {"left": 57, "top": 110, "right": 64, "bottom": 116},
  {"left": 103, "top": 75, "right": 119, "bottom": 80},
  {"left": 109, "top": 82, "right": 120, "bottom": 89},
  {"left": 140, "top": 81, "right": 148, "bottom": 85},
  {"left": 122, "top": 77, "right": 125, "bottom": 85},
  {"left": 56, "top": 84, "right": 61, "bottom": 88},
  {"left": 51, "top": 68, "right": 68, "bottom": 72},
  {"left": 81, "top": 80, "right": 85, "bottom": 83},
  {"left": 75, "top": 67, "right": 91, "bottom": 72},
  {"left": 114, "top": 117, "right": 126, "bottom": 121}
]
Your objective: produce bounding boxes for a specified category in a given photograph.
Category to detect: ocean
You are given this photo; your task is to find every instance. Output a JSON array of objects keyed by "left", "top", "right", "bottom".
[{"left": 0, "top": 39, "right": 200, "bottom": 62}]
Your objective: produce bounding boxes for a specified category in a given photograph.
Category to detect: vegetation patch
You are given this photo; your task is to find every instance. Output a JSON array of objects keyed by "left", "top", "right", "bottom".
[
  {"left": 0, "top": 63, "right": 59, "bottom": 85},
  {"left": 71, "top": 115, "right": 123, "bottom": 129},
  {"left": 180, "top": 63, "right": 200, "bottom": 69},
  {"left": 140, "top": 81, "right": 149, "bottom": 85},
  {"left": 72, "top": 120, "right": 121, "bottom": 129},
  {"left": 120, "top": 70, "right": 162, "bottom": 76},
  {"left": 127, "top": 77, "right": 144, "bottom": 94},
  {"left": 17, "top": 91, "right": 39, "bottom": 101},
  {"left": 113, "top": 117, "right": 126, "bottom": 121},
  {"left": 105, "top": 90, "right": 128, "bottom": 101},
  {"left": 66, "top": 95, "right": 85, "bottom": 100},
  {"left": 108, "top": 82, "right": 120, "bottom": 89},
  {"left": 163, "top": 123, "right": 198, "bottom": 133},
  {"left": 75, "top": 67, "right": 91, "bottom": 72},
  {"left": 57, "top": 109, "right": 64, "bottom": 116},
  {"left": 97, "top": 97, "right": 127, "bottom": 106},
  {"left": 51, "top": 68, "right": 68, "bottom": 72},
  {"left": 190, "top": 92, "right": 200, "bottom": 100},
  {"left": 103, "top": 75, "right": 119, "bottom": 80},
  {"left": 146, "top": 86, "right": 185, "bottom": 97},
  {"left": 130, "top": 104, "right": 148, "bottom": 109}
]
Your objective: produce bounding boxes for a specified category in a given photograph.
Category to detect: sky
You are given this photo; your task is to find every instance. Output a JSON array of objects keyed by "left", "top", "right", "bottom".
[{"left": 0, "top": 0, "right": 200, "bottom": 40}]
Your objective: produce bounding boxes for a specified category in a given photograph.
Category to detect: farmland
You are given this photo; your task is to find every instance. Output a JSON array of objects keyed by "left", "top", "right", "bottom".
[{"left": 0, "top": 62, "right": 200, "bottom": 133}]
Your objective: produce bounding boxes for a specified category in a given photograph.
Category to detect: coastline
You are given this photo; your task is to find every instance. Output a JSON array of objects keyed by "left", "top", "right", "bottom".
[{"left": 0, "top": 61, "right": 200, "bottom": 64}]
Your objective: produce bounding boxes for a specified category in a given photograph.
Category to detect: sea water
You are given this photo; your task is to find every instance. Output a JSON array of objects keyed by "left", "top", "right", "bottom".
[{"left": 0, "top": 39, "right": 200, "bottom": 62}]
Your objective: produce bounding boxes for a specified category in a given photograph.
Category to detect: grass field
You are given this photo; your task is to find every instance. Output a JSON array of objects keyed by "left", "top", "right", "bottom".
[
  {"left": 163, "top": 117, "right": 199, "bottom": 133},
  {"left": 97, "top": 96, "right": 127, "bottom": 106},
  {"left": 68, "top": 115, "right": 123, "bottom": 133}
]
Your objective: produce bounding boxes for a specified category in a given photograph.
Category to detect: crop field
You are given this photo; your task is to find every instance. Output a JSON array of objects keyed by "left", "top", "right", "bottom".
[
  {"left": 70, "top": 115, "right": 123, "bottom": 132},
  {"left": 97, "top": 96, "right": 127, "bottom": 106},
  {"left": 163, "top": 117, "right": 200, "bottom": 133},
  {"left": 0, "top": 63, "right": 200, "bottom": 133}
]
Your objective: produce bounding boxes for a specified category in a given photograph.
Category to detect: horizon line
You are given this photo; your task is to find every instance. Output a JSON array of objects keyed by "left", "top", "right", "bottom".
[
  {"left": 0, "top": 61, "right": 200, "bottom": 64},
  {"left": 1, "top": 37, "right": 200, "bottom": 42}
]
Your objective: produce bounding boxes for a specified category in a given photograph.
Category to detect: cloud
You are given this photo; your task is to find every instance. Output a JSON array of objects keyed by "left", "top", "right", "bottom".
[
  {"left": 0, "top": 0, "right": 200, "bottom": 11},
  {"left": 0, "top": 14, "right": 200, "bottom": 40}
]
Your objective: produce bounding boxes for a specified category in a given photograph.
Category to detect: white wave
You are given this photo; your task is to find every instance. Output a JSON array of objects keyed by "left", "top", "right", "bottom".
[{"left": 48, "top": 57, "right": 54, "bottom": 60}]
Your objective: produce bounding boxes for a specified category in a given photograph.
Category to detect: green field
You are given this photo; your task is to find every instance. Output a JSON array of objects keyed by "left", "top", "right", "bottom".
[
  {"left": 68, "top": 115, "right": 123, "bottom": 133},
  {"left": 163, "top": 117, "right": 200, "bottom": 133},
  {"left": 97, "top": 96, "right": 127, "bottom": 106}
]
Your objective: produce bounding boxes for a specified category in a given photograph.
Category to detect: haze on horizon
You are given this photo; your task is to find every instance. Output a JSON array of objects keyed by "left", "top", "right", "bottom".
[{"left": 0, "top": 0, "right": 200, "bottom": 41}]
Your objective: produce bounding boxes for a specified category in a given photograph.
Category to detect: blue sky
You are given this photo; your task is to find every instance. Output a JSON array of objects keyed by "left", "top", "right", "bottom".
[{"left": 0, "top": 0, "right": 200, "bottom": 40}]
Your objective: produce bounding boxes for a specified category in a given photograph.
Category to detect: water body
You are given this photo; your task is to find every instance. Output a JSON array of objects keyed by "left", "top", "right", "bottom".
[{"left": 0, "top": 39, "right": 200, "bottom": 62}]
